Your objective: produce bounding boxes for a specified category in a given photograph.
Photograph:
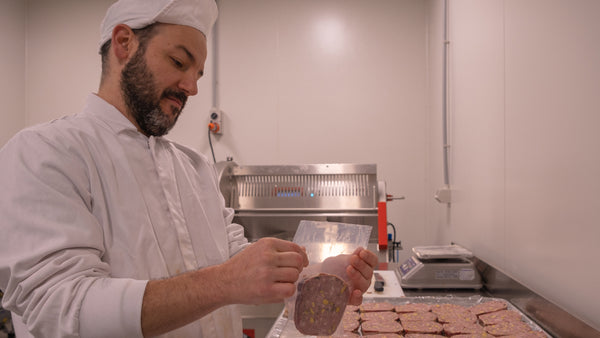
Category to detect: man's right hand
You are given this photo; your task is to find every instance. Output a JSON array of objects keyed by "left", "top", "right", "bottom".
[
  {"left": 218, "top": 237, "right": 309, "bottom": 304},
  {"left": 141, "top": 237, "right": 308, "bottom": 336}
]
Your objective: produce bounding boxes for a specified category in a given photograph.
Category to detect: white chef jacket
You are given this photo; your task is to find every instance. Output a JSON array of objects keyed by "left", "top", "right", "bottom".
[{"left": 0, "top": 94, "right": 248, "bottom": 338}]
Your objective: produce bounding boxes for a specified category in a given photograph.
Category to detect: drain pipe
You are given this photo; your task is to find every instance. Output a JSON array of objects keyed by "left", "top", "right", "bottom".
[
  {"left": 436, "top": 0, "right": 452, "bottom": 204},
  {"left": 207, "top": 1, "right": 225, "bottom": 163},
  {"left": 211, "top": 1, "right": 220, "bottom": 110}
]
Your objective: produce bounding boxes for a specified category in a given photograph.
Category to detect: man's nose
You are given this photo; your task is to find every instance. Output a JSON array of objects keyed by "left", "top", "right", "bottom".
[{"left": 179, "top": 72, "right": 199, "bottom": 96}]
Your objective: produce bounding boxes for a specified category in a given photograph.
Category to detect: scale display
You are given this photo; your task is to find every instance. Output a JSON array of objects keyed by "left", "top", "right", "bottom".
[{"left": 399, "top": 256, "right": 420, "bottom": 276}]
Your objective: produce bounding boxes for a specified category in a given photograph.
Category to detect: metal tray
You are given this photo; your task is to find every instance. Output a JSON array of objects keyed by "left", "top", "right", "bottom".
[{"left": 266, "top": 295, "right": 551, "bottom": 337}]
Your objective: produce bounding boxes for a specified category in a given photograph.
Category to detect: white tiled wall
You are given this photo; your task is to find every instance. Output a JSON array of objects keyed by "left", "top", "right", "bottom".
[
  {"left": 0, "top": 1, "right": 26, "bottom": 146},
  {"left": 434, "top": 0, "right": 600, "bottom": 330}
]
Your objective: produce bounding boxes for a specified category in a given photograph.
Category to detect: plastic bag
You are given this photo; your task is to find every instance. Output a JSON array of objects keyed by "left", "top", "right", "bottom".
[{"left": 285, "top": 220, "right": 372, "bottom": 335}]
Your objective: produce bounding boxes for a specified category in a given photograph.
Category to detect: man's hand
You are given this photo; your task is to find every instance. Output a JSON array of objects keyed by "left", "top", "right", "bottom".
[
  {"left": 345, "top": 247, "right": 378, "bottom": 305},
  {"left": 219, "top": 237, "right": 309, "bottom": 304},
  {"left": 141, "top": 238, "right": 307, "bottom": 336}
]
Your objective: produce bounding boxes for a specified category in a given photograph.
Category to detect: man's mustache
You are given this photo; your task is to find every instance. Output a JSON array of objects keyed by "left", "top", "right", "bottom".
[{"left": 163, "top": 89, "right": 187, "bottom": 109}]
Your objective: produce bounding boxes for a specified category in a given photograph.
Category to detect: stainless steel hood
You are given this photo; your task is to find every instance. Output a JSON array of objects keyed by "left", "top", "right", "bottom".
[{"left": 216, "top": 162, "right": 386, "bottom": 243}]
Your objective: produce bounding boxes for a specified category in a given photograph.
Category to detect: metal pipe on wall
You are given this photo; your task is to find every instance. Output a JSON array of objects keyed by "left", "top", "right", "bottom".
[
  {"left": 211, "top": 0, "right": 220, "bottom": 110},
  {"left": 442, "top": 0, "right": 450, "bottom": 187},
  {"left": 435, "top": 0, "right": 452, "bottom": 205}
]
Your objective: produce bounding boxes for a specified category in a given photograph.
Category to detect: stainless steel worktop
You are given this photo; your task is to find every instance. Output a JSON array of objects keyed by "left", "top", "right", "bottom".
[{"left": 470, "top": 257, "right": 600, "bottom": 338}]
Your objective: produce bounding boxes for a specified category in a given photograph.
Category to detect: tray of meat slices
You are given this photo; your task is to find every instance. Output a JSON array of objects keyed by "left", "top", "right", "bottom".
[{"left": 268, "top": 296, "right": 551, "bottom": 338}]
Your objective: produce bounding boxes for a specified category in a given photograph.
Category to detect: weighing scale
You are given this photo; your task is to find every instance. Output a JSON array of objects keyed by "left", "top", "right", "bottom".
[{"left": 397, "top": 245, "right": 482, "bottom": 289}]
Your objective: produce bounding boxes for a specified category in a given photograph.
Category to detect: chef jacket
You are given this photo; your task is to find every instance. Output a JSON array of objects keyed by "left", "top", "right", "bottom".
[{"left": 0, "top": 94, "right": 248, "bottom": 338}]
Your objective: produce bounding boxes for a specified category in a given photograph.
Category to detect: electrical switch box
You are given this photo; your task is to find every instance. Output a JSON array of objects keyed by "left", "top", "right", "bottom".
[{"left": 209, "top": 108, "right": 223, "bottom": 134}]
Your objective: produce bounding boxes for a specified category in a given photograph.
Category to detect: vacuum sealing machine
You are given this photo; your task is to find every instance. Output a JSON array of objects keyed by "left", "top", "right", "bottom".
[{"left": 216, "top": 162, "right": 391, "bottom": 250}]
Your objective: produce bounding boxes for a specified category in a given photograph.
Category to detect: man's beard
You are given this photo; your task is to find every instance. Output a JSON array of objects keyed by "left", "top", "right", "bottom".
[{"left": 120, "top": 48, "right": 187, "bottom": 137}]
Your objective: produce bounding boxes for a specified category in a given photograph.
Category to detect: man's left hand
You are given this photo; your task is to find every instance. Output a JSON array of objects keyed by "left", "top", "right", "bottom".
[{"left": 345, "top": 247, "right": 378, "bottom": 305}]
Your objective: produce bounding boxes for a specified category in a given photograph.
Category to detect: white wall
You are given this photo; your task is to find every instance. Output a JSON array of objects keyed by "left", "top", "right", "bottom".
[
  {"left": 25, "top": 0, "right": 113, "bottom": 126},
  {"left": 0, "top": 1, "right": 26, "bottom": 146},
  {"left": 21, "top": 0, "right": 215, "bottom": 136},
  {"left": 214, "top": 0, "right": 430, "bottom": 255},
  {"left": 434, "top": 0, "right": 600, "bottom": 330}
]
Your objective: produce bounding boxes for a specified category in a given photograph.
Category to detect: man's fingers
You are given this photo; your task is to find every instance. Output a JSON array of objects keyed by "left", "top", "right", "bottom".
[
  {"left": 276, "top": 251, "right": 308, "bottom": 270},
  {"left": 270, "top": 281, "right": 297, "bottom": 299},
  {"left": 345, "top": 249, "right": 378, "bottom": 298},
  {"left": 270, "top": 237, "right": 302, "bottom": 254},
  {"left": 267, "top": 238, "right": 309, "bottom": 266},
  {"left": 349, "top": 253, "right": 374, "bottom": 281},
  {"left": 348, "top": 289, "right": 363, "bottom": 306},
  {"left": 270, "top": 266, "right": 301, "bottom": 284},
  {"left": 357, "top": 248, "right": 378, "bottom": 268},
  {"left": 346, "top": 265, "right": 370, "bottom": 293}
]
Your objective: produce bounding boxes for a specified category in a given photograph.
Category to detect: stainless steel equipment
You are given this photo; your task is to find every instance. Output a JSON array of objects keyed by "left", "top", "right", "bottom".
[
  {"left": 398, "top": 245, "right": 482, "bottom": 289},
  {"left": 216, "top": 162, "right": 388, "bottom": 245}
]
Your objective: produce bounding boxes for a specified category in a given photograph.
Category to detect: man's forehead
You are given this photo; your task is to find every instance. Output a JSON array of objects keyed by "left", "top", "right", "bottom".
[{"left": 152, "top": 24, "right": 207, "bottom": 51}]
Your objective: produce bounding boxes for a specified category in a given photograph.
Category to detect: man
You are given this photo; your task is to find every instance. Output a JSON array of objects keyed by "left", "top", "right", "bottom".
[{"left": 0, "top": 0, "right": 378, "bottom": 337}]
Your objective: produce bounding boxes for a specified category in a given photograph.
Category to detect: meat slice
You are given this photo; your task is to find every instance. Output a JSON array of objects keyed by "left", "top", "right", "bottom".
[
  {"left": 341, "top": 311, "right": 360, "bottom": 332},
  {"left": 478, "top": 309, "right": 522, "bottom": 325},
  {"left": 360, "top": 311, "right": 399, "bottom": 322},
  {"left": 436, "top": 308, "right": 478, "bottom": 324},
  {"left": 442, "top": 322, "right": 486, "bottom": 335},
  {"left": 485, "top": 321, "right": 532, "bottom": 336},
  {"left": 402, "top": 321, "right": 443, "bottom": 334},
  {"left": 345, "top": 304, "right": 360, "bottom": 312},
  {"left": 469, "top": 300, "right": 508, "bottom": 316},
  {"left": 322, "top": 332, "right": 360, "bottom": 338},
  {"left": 361, "top": 320, "right": 404, "bottom": 334},
  {"left": 360, "top": 301, "right": 396, "bottom": 312},
  {"left": 431, "top": 303, "right": 468, "bottom": 315},
  {"left": 404, "top": 334, "right": 446, "bottom": 338},
  {"left": 341, "top": 317, "right": 359, "bottom": 332},
  {"left": 395, "top": 303, "right": 433, "bottom": 313},
  {"left": 399, "top": 311, "right": 438, "bottom": 323},
  {"left": 342, "top": 310, "right": 360, "bottom": 322},
  {"left": 294, "top": 273, "right": 350, "bottom": 335}
]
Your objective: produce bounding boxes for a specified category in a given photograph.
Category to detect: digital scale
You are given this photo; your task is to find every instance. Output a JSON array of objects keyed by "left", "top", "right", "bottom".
[{"left": 397, "top": 245, "right": 482, "bottom": 289}]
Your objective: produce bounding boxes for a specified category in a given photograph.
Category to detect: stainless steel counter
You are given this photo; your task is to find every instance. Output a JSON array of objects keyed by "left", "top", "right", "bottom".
[{"left": 470, "top": 257, "right": 600, "bottom": 338}]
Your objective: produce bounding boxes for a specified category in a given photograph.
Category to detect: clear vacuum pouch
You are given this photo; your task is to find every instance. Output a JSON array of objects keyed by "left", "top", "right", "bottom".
[{"left": 285, "top": 220, "right": 372, "bottom": 336}]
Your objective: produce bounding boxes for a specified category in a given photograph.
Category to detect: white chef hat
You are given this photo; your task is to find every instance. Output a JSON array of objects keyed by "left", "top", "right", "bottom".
[{"left": 99, "top": 0, "right": 218, "bottom": 48}]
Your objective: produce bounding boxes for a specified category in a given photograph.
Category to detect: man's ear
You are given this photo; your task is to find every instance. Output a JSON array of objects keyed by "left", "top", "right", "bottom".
[{"left": 111, "top": 24, "right": 137, "bottom": 62}]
